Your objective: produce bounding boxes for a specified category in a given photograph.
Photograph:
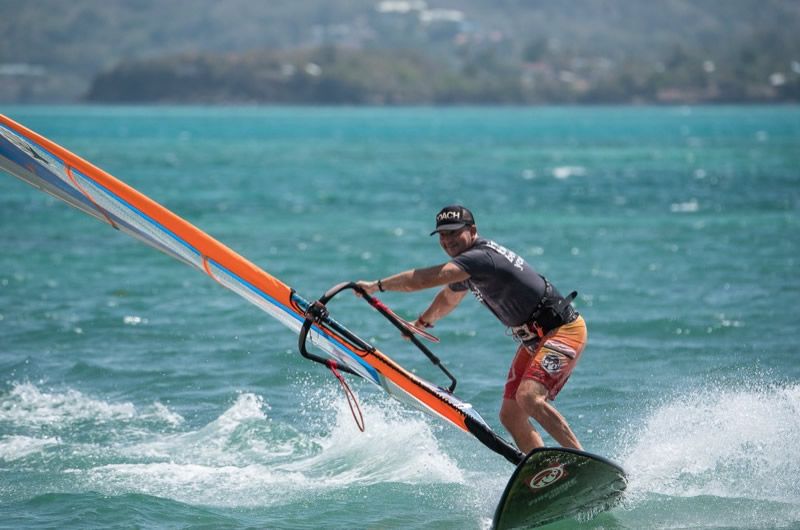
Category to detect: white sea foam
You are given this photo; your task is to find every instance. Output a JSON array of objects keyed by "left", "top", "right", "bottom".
[
  {"left": 1, "top": 382, "right": 462, "bottom": 507},
  {"left": 551, "top": 166, "right": 587, "bottom": 179},
  {"left": 122, "top": 315, "right": 148, "bottom": 325},
  {"left": 670, "top": 198, "right": 700, "bottom": 213},
  {"left": 0, "top": 383, "right": 136, "bottom": 426},
  {"left": 148, "top": 401, "right": 184, "bottom": 427},
  {"left": 288, "top": 389, "right": 464, "bottom": 486},
  {"left": 121, "top": 392, "right": 276, "bottom": 466},
  {"left": 64, "top": 387, "right": 464, "bottom": 508},
  {"left": 85, "top": 462, "right": 308, "bottom": 507},
  {"left": 0, "top": 382, "right": 183, "bottom": 429},
  {"left": 0, "top": 435, "right": 60, "bottom": 461},
  {"left": 620, "top": 382, "right": 800, "bottom": 506}
]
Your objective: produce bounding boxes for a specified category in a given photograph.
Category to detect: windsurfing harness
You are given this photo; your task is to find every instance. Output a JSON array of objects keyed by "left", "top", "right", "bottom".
[{"left": 511, "top": 279, "right": 578, "bottom": 350}]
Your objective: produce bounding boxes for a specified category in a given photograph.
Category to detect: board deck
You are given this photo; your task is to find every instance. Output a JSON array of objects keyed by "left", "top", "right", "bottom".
[{"left": 493, "top": 447, "right": 627, "bottom": 529}]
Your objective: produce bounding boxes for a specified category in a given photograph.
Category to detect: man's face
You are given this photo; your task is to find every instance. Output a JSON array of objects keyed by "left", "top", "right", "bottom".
[{"left": 438, "top": 225, "right": 476, "bottom": 257}]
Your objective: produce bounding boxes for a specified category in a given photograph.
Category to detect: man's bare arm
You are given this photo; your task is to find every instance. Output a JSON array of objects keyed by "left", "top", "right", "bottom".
[
  {"left": 416, "top": 286, "right": 468, "bottom": 327},
  {"left": 357, "top": 262, "right": 469, "bottom": 295}
]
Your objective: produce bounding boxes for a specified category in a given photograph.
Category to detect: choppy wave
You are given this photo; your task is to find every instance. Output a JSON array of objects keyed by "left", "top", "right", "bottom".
[
  {"left": 0, "top": 382, "right": 183, "bottom": 429},
  {"left": 0, "top": 382, "right": 462, "bottom": 508},
  {"left": 0, "top": 435, "right": 61, "bottom": 461}
]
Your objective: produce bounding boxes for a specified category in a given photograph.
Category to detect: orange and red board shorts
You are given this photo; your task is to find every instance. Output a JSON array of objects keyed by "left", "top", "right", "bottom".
[{"left": 503, "top": 315, "right": 587, "bottom": 401}]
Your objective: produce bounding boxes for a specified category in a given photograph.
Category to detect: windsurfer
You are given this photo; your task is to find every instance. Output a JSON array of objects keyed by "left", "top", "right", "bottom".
[{"left": 356, "top": 205, "right": 587, "bottom": 453}]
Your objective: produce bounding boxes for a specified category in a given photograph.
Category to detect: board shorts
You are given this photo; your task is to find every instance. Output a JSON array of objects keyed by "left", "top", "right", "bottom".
[{"left": 503, "top": 315, "right": 587, "bottom": 401}]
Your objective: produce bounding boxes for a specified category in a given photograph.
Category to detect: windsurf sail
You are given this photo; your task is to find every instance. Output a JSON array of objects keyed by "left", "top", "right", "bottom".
[{"left": 0, "top": 114, "right": 523, "bottom": 465}]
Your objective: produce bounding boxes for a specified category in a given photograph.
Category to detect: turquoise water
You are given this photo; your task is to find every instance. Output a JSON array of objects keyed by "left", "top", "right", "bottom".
[{"left": 1, "top": 105, "right": 798, "bottom": 529}]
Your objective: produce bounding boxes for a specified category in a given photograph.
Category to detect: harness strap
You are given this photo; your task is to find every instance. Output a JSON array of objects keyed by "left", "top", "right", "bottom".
[{"left": 528, "top": 280, "right": 554, "bottom": 320}]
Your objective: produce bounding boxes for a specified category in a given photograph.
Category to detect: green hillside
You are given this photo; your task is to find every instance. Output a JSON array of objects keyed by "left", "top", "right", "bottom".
[{"left": 1, "top": 0, "right": 798, "bottom": 103}]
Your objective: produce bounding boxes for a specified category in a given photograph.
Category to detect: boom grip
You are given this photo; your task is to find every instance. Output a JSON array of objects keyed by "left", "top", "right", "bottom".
[{"left": 299, "top": 282, "right": 458, "bottom": 392}]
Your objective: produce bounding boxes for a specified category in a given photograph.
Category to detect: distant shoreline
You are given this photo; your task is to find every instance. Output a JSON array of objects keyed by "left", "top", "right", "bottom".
[
  {"left": 5, "top": 46, "right": 798, "bottom": 106},
  {"left": 82, "top": 50, "right": 797, "bottom": 106}
]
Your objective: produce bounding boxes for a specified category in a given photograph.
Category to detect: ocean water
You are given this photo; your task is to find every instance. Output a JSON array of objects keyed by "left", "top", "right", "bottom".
[{"left": 0, "top": 105, "right": 798, "bottom": 529}]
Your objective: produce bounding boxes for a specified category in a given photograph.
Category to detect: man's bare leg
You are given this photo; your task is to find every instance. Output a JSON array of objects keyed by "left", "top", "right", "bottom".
[
  {"left": 515, "top": 379, "right": 582, "bottom": 450},
  {"left": 499, "top": 397, "right": 543, "bottom": 454}
]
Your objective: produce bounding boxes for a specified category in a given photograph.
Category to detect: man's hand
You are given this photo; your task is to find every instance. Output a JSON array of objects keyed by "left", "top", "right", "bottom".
[{"left": 355, "top": 280, "right": 379, "bottom": 296}]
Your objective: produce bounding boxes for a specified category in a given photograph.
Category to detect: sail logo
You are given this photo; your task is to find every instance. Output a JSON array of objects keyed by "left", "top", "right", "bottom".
[{"left": 528, "top": 464, "right": 566, "bottom": 490}]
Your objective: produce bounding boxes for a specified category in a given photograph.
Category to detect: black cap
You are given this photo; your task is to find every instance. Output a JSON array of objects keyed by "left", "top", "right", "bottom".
[{"left": 430, "top": 205, "right": 475, "bottom": 235}]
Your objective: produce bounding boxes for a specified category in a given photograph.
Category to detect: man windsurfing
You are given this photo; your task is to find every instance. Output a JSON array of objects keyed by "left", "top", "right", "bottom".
[{"left": 356, "top": 205, "right": 586, "bottom": 453}]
